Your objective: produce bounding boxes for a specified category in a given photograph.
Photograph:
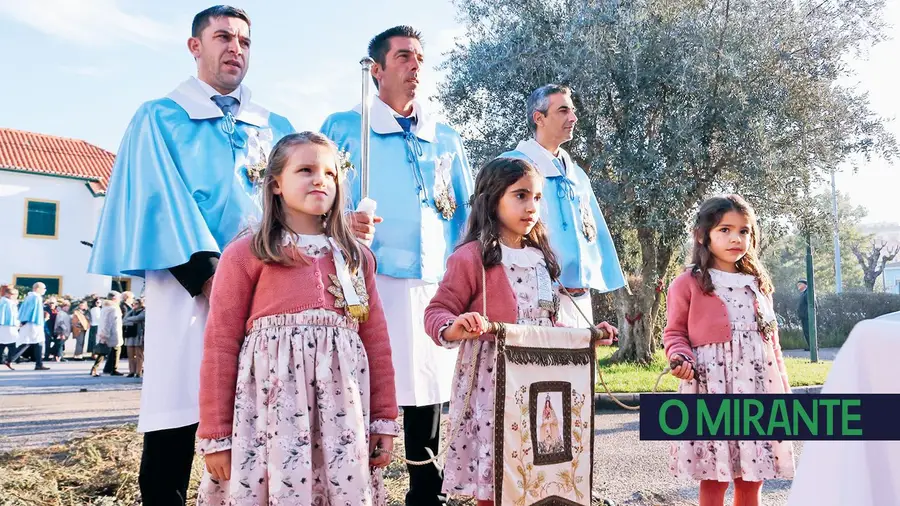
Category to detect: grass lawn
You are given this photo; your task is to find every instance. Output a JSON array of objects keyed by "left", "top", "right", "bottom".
[{"left": 595, "top": 347, "right": 832, "bottom": 393}]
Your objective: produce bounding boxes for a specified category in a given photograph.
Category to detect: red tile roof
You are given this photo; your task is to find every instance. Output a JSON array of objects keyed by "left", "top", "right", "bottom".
[{"left": 0, "top": 128, "right": 115, "bottom": 195}]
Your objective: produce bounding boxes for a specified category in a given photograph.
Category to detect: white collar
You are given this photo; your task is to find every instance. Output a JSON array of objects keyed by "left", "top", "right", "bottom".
[
  {"left": 192, "top": 76, "right": 242, "bottom": 101},
  {"left": 513, "top": 138, "right": 573, "bottom": 178},
  {"left": 281, "top": 232, "right": 329, "bottom": 247},
  {"left": 500, "top": 244, "right": 546, "bottom": 268},
  {"left": 352, "top": 95, "right": 437, "bottom": 143},
  {"left": 709, "top": 269, "right": 777, "bottom": 324},
  {"left": 166, "top": 76, "right": 270, "bottom": 127}
]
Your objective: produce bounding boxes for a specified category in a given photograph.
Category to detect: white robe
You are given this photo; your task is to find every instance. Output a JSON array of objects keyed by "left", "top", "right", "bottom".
[
  {"left": 122, "top": 77, "right": 283, "bottom": 434},
  {"left": 16, "top": 324, "right": 43, "bottom": 346},
  {"left": 786, "top": 318, "right": 900, "bottom": 506},
  {"left": 375, "top": 275, "right": 457, "bottom": 406},
  {"left": 138, "top": 269, "right": 208, "bottom": 433}
]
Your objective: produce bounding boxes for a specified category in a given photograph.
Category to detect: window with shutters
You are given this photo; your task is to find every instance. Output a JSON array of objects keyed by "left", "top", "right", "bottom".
[
  {"left": 24, "top": 199, "right": 59, "bottom": 239},
  {"left": 13, "top": 275, "right": 62, "bottom": 296}
]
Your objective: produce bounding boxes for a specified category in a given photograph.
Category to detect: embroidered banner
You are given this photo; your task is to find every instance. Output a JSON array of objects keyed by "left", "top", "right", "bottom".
[{"left": 494, "top": 324, "right": 596, "bottom": 505}]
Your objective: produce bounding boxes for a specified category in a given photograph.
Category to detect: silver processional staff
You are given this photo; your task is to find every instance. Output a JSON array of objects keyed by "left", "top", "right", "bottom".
[{"left": 356, "top": 57, "right": 377, "bottom": 240}]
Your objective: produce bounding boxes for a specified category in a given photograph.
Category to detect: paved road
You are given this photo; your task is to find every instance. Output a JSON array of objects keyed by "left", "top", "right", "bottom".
[
  {"left": 591, "top": 409, "right": 803, "bottom": 506},
  {"left": 0, "top": 360, "right": 142, "bottom": 451},
  {"left": 782, "top": 347, "right": 838, "bottom": 361},
  {"left": 1, "top": 359, "right": 813, "bottom": 505}
]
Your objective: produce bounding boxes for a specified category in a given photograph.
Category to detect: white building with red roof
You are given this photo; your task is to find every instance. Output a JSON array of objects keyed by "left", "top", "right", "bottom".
[{"left": 0, "top": 127, "right": 143, "bottom": 297}]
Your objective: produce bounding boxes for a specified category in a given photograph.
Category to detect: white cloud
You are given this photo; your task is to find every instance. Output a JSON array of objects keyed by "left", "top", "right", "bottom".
[{"left": 0, "top": 0, "right": 179, "bottom": 48}]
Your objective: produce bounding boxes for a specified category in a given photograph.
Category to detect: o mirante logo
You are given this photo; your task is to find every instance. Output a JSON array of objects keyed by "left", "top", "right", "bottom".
[{"left": 639, "top": 394, "right": 900, "bottom": 441}]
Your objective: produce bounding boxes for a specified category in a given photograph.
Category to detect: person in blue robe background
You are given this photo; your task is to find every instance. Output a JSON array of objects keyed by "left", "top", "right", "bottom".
[
  {"left": 5, "top": 283, "right": 48, "bottom": 371},
  {"left": 0, "top": 286, "right": 20, "bottom": 368},
  {"left": 87, "top": 6, "right": 294, "bottom": 504},
  {"left": 500, "top": 84, "right": 626, "bottom": 327},
  {"left": 321, "top": 26, "right": 474, "bottom": 506}
]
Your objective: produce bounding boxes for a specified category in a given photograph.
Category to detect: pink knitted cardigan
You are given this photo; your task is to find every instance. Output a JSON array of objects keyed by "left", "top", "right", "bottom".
[{"left": 197, "top": 235, "right": 398, "bottom": 440}]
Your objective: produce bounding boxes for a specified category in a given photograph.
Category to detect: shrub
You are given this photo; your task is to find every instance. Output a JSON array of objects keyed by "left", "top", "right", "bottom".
[{"left": 774, "top": 291, "right": 900, "bottom": 348}]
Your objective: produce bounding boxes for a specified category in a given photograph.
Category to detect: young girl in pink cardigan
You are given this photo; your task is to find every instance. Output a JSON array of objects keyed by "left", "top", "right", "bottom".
[
  {"left": 196, "top": 132, "right": 398, "bottom": 506},
  {"left": 663, "top": 194, "right": 795, "bottom": 506},
  {"left": 424, "top": 157, "right": 617, "bottom": 505}
]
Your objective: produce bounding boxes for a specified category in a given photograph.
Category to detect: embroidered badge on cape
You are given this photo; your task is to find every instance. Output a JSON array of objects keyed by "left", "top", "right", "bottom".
[
  {"left": 245, "top": 128, "right": 274, "bottom": 186},
  {"left": 579, "top": 198, "right": 597, "bottom": 243},
  {"left": 336, "top": 149, "right": 355, "bottom": 179},
  {"left": 433, "top": 153, "right": 457, "bottom": 220}
]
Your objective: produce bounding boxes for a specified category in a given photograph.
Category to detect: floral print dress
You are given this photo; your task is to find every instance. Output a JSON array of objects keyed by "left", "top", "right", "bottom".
[
  {"left": 440, "top": 244, "right": 555, "bottom": 501},
  {"left": 196, "top": 234, "right": 400, "bottom": 506},
  {"left": 669, "top": 269, "right": 796, "bottom": 482}
]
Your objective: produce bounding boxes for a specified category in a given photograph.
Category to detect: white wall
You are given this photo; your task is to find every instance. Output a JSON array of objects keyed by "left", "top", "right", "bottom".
[
  {"left": 0, "top": 171, "right": 143, "bottom": 297},
  {"left": 884, "top": 265, "right": 900, "bottom": 294}
]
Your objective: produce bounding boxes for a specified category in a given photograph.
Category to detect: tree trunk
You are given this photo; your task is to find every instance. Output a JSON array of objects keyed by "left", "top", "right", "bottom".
[
  {"left": 610, "top": 228, "right": 676, "bottom": 365},
  {"left": 610, "top": 285, "right": 656, "bottom": 365},
  {"left": 864, "top": 273, "right": 877, "bottom": 293}
]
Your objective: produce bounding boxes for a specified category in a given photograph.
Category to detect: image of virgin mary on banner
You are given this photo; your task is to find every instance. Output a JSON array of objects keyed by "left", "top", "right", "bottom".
[{"left": 493, "top": 323, "right": 598, "bottom": 506}]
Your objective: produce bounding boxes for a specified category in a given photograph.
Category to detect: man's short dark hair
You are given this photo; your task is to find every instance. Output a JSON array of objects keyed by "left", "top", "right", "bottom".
[
  {"left": 367, "top": 25, "right": 423, "bottom": 68},
  {"left": 191, "top": 5, "right": 250, "bottom": 38}
]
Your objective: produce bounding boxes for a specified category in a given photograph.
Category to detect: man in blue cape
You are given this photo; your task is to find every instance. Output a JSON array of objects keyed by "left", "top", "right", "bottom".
[
  {"left": 4, "top": 283, "right": 49, "bottom": 371},
  {"left": 321, "top": 26, "right": 474, "bottom": 506},
  {"left": 87, "top": 6, "right": 294, "bottom": 504},
  {"left": 500, "top": 84, "right": 626, "bottom": 326}
]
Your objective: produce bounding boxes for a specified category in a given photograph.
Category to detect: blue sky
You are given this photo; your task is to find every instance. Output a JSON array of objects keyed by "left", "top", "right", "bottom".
[
  {"left": 0, "top": 0, "right": 462, "bottom": 148},
  {"left": 0, "top": 0, "right": 896, "bottom": 224}
]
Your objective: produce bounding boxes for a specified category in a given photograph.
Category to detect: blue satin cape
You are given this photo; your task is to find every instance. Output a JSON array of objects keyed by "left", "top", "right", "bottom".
[
  {"left": 501, "top": 149, "right": 626, "bottom": 292},
  {"left": 88, "top": 99, "right": 294, "bottom": 277},
  {"left": 321, "top": 112, "right": 474, "bottom": 282},
  {"left": 17, "top": 293, "right": 43, "bottom": 326},
  {"left": 0, "top": 298, "right": 16, "bottom": 327}
]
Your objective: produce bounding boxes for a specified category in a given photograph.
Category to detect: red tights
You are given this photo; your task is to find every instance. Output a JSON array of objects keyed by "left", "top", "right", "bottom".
[{"left": 699, "top": 479, "right": 763, "bottom": 506}]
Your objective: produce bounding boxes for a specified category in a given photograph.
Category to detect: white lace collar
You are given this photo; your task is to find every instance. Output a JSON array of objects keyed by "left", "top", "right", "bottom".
[
  {"left": 281, "top": 233, "right": 330, "bottom": 248},
  {"left": 709, "top": 269, "right": 756, "bottom": 286},
  {"left": 500, "top": 244, "right": 546, "bottom": 268},
  {"left": 709, "top": 269, "right": 777, "bottom": 323}
]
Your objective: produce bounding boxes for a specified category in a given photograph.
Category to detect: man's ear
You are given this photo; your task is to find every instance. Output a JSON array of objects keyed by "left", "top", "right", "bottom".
[
  {"left": 532, "top": 110, "right": 544, "bottom": 130},
  {"left": 187, "top": 37, "right": 202, "bottom": 58}
]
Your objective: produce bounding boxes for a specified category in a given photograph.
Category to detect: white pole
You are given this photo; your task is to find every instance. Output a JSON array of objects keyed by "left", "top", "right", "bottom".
[{"left": 831, "top": 169, "right": 843, "bottom": 293}]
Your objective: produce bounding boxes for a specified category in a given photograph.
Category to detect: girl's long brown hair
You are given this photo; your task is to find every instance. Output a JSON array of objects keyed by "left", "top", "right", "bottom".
[
  {"left": 690, "top": 194, "right": 773, "bottom": 295},
  {"left": 459, "top": 157, "right": 561, "bottom": 280},
  {"left": 250, "top": 132, "right": 364, "bottom": 273}
]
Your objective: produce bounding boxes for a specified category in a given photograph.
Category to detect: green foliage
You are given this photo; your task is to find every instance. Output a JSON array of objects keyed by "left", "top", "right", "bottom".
[
  {"left": 773, "top": 291, "right": 900, "bottom": 347},
  {"left": 763, "top": 190, "right": 869, "bottom": 295}
]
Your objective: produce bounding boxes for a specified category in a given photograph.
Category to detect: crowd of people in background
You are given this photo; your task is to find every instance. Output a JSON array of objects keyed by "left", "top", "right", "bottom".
[{"left": 0, "top": 283, "right": 145, "bottom": 378}]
